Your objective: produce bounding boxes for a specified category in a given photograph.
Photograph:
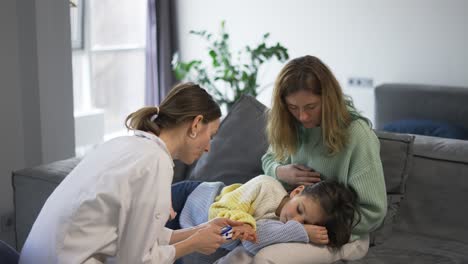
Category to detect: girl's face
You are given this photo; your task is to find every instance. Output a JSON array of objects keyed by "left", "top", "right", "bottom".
[
  {"left": 279, "top": 186, "right": 327, "bottom": 225},
  {"left": 284, "top": 90, "right": 322, "bottom": 128},
  {"left": 180, "top": 118, "right": 220, "bottom": 164}
]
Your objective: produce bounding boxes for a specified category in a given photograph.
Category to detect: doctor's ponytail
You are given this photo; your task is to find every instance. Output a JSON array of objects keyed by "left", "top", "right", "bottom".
[{"left": 125, "top": 82, "right": 221, "bottom": 136}]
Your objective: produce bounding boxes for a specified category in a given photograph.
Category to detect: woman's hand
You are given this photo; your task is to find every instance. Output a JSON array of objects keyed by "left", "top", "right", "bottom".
[
  {"left": 174, "top": 218, "right": 244, "bottom": 257},
  {"left": 209, "top": 218, "right": 256, "bottom": 242},
  {"left": 276, "top": 164, "right": 321, "bottom": 186},
  {"left": 304, "top": 224, "right": 329, "bottom": 245},
  {"left": 206, "top": 217, "right": 244, "bottom": 229},
  {"left": 191, "top": 217, "right": 247, "bottom": 254},
  {"left": 189, "top": 224, "right": 225, "bottom": 255}
]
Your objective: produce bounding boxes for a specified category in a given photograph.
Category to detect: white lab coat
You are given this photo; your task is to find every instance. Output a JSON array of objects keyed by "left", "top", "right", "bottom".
[{"left": 20, "top": 131, "right": 176, "bottom": 264}]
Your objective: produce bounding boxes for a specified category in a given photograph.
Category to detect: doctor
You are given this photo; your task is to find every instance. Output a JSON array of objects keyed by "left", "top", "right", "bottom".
[{"left": 20, "top": 82, "right": 242, "bottom": 264}]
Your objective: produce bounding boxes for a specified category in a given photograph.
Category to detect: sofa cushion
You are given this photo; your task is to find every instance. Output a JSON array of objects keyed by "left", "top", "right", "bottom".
[
  {"left": 369, "top": 194, "right": 403, "bottom": 247},
  {"left": 187, "top": 95, "right": 269, "bottom": 184},
  {"left": 346, "top": 231, "right": 468, "bottom": 264},
  {"left": 374, "top": 83, "right": 468, "bottom": 132},
  {"left": 396, "top": 138, "right": 468, "bottom": 244}
]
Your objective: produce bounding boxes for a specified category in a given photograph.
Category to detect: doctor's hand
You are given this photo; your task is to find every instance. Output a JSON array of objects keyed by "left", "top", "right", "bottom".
[
  {"left": 190, "top": 218, "right": 243, "bottom": 254},
  {"left": 190, "top": 224, "right": 225, "bottom": 255},
  {"left": 206, "top": 217, "right": 244, "bottom": 229},
  {"left": 208, "top": 218, "right": 254, "bottom": 243},
  {"left": 276, "top": 164, "right": 321, "bottom": 186}
]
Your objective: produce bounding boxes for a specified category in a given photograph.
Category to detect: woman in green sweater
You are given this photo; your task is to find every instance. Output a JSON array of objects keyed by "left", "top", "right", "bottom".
[{"left": 258, "top": 55, "right": 387, "bottom": 263}]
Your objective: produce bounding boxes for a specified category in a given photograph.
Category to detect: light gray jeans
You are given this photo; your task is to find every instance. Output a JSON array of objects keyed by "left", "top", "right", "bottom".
[{"left": 215, "top": 234, "right": 369, "bottom": 264}]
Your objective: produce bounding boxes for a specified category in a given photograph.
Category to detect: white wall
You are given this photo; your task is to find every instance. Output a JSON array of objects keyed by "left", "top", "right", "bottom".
[
  {"left": 0, "top": 0, "right": 75, "bottom": 246},
  {"left": 175, "top": 0, "right": 468, "bottom": 123}
]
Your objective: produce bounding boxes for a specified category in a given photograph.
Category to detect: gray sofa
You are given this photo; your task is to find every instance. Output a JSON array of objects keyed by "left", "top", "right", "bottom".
[
  {"left": 346, "top": 83, "right": 468, "bottom": 263},
  {"left": 12, "top": 84, "right": 468, "bottom": 263}
]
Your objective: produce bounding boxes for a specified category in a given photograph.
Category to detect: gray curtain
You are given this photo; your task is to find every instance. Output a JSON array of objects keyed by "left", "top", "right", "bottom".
[{"left": 145, "top": 0, "right": 177, "bottom": 105}]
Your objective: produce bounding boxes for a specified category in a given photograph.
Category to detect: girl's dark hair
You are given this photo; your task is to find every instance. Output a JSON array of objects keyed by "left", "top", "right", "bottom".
[
  {"left": 301, "top": 180, "right": 361, "bottom": 248},
  {"left": 125, "top": 82, "right": 221, "bottom": 135}
]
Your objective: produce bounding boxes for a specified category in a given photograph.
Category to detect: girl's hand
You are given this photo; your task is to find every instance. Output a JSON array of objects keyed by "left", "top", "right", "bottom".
[
  {"left": 304, "top": 224, "right": 329, "bottom": 245},
  {"left": 231, "top": 224, "right": 257, "bottom": 243},
  {"left": 276, "top": 164, "right": 321, "bottom": 186}
]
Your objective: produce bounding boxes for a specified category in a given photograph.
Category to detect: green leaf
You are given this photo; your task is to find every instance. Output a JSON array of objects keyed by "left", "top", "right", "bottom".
[
  {"left": 171, "top": 20, "right": 290, "bottom": 108},
  {"left": 209, "top": 50, "right": 219, "bottom": 67}
]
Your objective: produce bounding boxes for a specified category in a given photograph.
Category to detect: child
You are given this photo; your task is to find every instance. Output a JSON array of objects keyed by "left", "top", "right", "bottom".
[{"left": 169, "top": 175, "right": 360, "bottom": 254}]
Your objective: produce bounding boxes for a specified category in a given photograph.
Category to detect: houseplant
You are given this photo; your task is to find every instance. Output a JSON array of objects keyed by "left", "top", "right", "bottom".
[{"left": 172, "top": 21, "right": 289, "bottom": 109}]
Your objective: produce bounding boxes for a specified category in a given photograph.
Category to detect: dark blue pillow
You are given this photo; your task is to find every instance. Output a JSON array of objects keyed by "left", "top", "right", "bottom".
[{"left": 383, "top": 119, "right": 468, "bottom": 140}]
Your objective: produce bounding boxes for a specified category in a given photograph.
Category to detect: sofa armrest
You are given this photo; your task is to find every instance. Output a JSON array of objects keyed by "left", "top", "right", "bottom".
[{"left": 12, "top": 157, "right": 81, "bottom": 250}]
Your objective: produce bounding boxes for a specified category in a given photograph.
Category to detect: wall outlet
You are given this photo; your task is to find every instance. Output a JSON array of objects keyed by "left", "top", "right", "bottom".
[
  {"left": 1, "top": 213, "right": 15, "bottom": 232},
  {"left": 348, "top": 77, "right": 373, "bottom": 88}
]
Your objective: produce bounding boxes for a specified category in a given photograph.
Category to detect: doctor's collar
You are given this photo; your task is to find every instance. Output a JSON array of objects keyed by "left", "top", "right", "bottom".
[{"left": 134, "top": 130, "right": 175, "bottom": 167}]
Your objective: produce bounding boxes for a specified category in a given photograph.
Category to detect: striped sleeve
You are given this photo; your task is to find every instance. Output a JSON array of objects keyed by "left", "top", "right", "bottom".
[
  {"left": 242, "top": 219, "right": 309, "bottom": 255},
  {"left": 209, "top": 180, "right": 262, "bottom": 228},
  {"left": 261, "top": 147, "right": 290, "bottom": 179}
]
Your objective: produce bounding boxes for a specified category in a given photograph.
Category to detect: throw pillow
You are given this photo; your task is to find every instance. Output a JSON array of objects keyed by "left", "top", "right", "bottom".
[
  {"left": 187, "top": 95, "right": 269, "bottom": 184},
  {"left": 383, "top": 119, "right": 468, "bottom": 140}
]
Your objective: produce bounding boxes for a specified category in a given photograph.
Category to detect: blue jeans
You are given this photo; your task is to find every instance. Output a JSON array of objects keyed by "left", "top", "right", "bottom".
[{"left": 166, "top": 180, "right": 203, "bottom": 230}]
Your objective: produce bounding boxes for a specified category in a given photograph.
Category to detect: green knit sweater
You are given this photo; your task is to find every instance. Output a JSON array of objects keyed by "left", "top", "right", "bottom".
[{"left": 262, "top": 119, "right": 387, "bottom": 241}]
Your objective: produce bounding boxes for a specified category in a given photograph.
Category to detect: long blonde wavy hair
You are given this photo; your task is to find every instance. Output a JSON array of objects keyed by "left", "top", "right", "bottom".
[{"left": 267, "top": 55, "right": 368, "bottom": 160}]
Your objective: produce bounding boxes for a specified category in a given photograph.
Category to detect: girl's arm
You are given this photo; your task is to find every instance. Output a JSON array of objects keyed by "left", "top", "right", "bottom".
[
  {"left": 241, "top": 219, "right": 309, "bottom": 255},
  {"left": 209, "top": 177, "right": 269, "bottom": 229},
  {"left": 208, "top": 175, "right": 278, "bottom": 229}
]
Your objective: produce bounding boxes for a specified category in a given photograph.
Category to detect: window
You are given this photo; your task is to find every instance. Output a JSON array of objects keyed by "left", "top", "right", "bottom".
[{"left": 71, "top": 0, "right": 147, "bottom": 155}]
